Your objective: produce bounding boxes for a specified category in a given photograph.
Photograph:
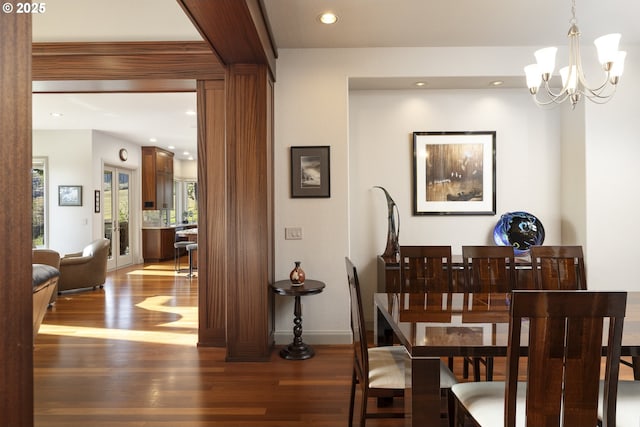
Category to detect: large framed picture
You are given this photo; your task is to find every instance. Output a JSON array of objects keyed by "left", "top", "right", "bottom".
[
  {"left": 58, "top": 185, "right": 83, "bottom": 206},
  {"left": 290, "top": 146, "right": 331, "bottom": 198},
  {"left": 413, "top": 131, "right": 496, "bottom": 215}
]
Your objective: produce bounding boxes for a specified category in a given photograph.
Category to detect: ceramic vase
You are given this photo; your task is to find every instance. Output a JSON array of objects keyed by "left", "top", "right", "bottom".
[{"left": 289, "top": 261, "right": 306, "bottom": 284}]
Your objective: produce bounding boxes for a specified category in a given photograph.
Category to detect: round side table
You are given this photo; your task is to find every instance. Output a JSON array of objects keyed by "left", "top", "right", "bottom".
[{"left": 270, "top": 279, "right": 325, "bottom": 360}]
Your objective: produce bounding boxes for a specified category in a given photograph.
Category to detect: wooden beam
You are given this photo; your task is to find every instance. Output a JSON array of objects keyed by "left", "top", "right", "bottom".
[
  {"left": 0, "top": 11, "right": 34, "bottom": 427},
  {"left": 177, "top": 0, "right": 277, "bottom": 78},
  {"left": 33, "top": 41, "right": 225, "bottom": 81}
]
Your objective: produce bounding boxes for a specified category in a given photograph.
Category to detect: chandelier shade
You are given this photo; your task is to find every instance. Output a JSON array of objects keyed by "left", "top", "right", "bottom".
[{"left": 524, "top": 0, "right": 626, "bottom": 108}]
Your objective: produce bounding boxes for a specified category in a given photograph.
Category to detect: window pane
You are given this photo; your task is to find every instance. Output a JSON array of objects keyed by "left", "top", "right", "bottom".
[{"left": 32, "top": 158, "right": 47, "bottom": 248}]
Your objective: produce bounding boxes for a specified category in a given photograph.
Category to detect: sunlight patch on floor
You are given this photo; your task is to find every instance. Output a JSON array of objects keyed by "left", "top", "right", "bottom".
[
  {"left": 135, "top": 295, "right": 197, "bottom": 328},
  {"left": 125, "top": 269, "right": 187, "bottom": 277},
  {"left": 40, "top": 295, "right": 197, "bottom": 345},
  {"left": 38, "top": 324, "right": 197, "bottom": 346}
]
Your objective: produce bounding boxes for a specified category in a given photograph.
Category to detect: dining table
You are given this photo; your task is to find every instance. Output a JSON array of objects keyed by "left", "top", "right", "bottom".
[{"left": 373, "top": 291, "right": 640, "bottom": 427}]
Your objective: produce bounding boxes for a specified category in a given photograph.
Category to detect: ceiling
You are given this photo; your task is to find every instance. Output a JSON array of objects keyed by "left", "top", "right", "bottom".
[{"left": 32, "top": 0, "right": 640, "bottom": 158}]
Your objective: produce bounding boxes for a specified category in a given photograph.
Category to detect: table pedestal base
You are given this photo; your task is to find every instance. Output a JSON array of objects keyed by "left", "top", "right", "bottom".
[
  {"left": 279, "top": 342, "right": 315, "bottom": 360},
  {"left": 279, "top": 294, "right": 315, "bottom": 360}
]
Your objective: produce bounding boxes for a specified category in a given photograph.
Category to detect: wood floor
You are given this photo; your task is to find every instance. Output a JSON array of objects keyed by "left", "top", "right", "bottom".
[{"left": 33, "top": 258, "right": 636, "bottom": 427}]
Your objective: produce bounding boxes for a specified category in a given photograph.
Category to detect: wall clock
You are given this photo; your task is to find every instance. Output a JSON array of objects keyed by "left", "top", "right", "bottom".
[{"left": 119, "top": 148, "right": 128, "bottom": 161}]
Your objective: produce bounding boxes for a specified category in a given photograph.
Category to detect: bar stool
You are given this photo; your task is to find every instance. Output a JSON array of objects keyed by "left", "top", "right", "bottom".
[
  {"left": 174, "top": 240, "right": 190, "bottom": 272},
  {"left": 186, "top": 243, "right": 198, "bottom": 277}
]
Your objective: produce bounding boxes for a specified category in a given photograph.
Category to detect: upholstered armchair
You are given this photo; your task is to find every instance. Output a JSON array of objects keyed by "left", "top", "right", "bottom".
[
  {"left": 33, "top": 248, "right": 61, "bottom": 305},
  {"left": 58, "top": 238, "right": 110, "bottom": 293}
]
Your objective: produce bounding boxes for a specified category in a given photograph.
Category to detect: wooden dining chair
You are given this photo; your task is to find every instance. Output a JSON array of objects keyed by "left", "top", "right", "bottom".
[
  {"left": 345, "top": 257, "right": 458, "bottom": 427},
  {"left": 399, "top": 245, "right": 453, "bottom": 293},
  {"left": 451, "top": 290, "right": 627, "bottom": 427},
  {"left": 461, "top": 245, "right": 517, "bottom": 381},
  {"left": 399, "top": 245, "right": 456, "bottom": 370},
  {"left": 529, "top": 245, "right": 586, "bottom": 290},
  {"left": 462, "top": 245, "right": 516, "bottom": 293}
]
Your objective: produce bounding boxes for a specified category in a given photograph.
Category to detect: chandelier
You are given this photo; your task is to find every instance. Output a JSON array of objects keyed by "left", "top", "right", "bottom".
[{"left": 524, "top": 0, "right": 626, "bottom": 108}]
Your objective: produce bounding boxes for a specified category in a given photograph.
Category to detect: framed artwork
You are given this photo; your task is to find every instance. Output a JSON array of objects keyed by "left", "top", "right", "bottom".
[
  {"left": 59, "top": 185, "right": 83, "bottom": 206},
  {"left": 413, "top": 131, "right": 496, "bottom": 215},
  {"left": 290, "top": 146, "right": 331, "bottom": 198},
  {"left": 94, "top": 190, "right": 101, "bottom": 213}
]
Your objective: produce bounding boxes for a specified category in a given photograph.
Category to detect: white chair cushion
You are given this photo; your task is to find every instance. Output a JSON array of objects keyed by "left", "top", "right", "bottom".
[
  {"left": 598, "top": 380, "right": 640, "bottom": 427},
  {"left": 451, "top": 381, "right": 526, "bottom": 427},
  {"left": 368, "top": 346, "right": 457, "bottom": 390}
]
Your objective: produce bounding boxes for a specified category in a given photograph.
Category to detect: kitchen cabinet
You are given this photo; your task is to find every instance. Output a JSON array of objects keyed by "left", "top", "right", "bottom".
[
  {"left": 142, "top": 227, "right": 176, "bottom": 262},
  {"left": 142, "top": 146, "right": 174, "bottom": 210}
]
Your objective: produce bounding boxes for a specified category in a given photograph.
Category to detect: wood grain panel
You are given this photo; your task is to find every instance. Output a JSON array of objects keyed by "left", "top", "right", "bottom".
[
  {"left": 225, "top": 64, "right": 274, "bottom": 361},
  {"left": 32, "top": 41, "right": 224, "bottom": 81},
  {"left": 178, "top": 0, "right": 276, "bottom": 77},
  {"left": 197, "top": 79, "right": 228, "bottom": 347},
  {"left": 0, "top": 12, "right": 34, "bottom": 427}
]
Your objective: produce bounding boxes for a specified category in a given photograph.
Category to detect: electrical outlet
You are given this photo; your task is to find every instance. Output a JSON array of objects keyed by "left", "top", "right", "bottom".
[{"left": 285, "top": 227, "right": 302, "bottom": 240}]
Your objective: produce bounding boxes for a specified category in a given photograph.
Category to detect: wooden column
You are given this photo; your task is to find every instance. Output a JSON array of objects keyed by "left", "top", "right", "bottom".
[
  {"left": 0, "top": 11, "right": 34, "bottom": 427},
  {"left": 197, "top": 79, "right": 228, "bottom": 347},
  {"left": 224, "top": 64, "right": 274, "bottom": 361}
]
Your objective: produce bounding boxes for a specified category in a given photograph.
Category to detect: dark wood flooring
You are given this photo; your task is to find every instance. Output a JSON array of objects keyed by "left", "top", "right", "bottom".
[{"left": 33, "top": 258, "right": 635, "bottom": 427}]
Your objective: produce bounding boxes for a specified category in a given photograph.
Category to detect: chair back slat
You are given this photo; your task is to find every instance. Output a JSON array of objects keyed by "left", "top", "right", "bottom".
[
  {"left": 462, "top": 245, "right": 516, "bottom": 292},
  {"left": 399, "top": 246, "right": 452, "bottom": 293},
  {"left": 530, "top": 245, "right": 587, "bottom": 290},
  {"left": 505, "top": 290, "right": 626, "bottom": 427},
  {"left": 345, "top": 257, "right": 370, "bottom": 389}
]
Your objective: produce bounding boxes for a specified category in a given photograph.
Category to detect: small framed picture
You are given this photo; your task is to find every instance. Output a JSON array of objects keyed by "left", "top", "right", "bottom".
[
  {"left": 94, "top": 190, "right": 100, "bottom": 213},
  {"left": 290, "top": 146, "right": 330, "bottom": 198},
  {"left": 58, "top": 185, "right": 83, "bottom": 206}
]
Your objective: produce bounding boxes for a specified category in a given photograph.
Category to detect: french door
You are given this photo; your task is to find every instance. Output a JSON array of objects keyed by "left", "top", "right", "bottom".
[{"left": 104, "top": 166, "right": 134, "bottom": 270}]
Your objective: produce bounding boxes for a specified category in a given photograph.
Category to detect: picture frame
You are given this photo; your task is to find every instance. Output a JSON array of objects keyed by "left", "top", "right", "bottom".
[
  {"left": 94, "top": 190, "right": 100, "bottom": 213},
  {"left": 413, "top": 131, "right": 496, "bottom": 216},
  {"left": 58, "top": 185, "right": 83, "bottom": 207},
  {"left": 290, "top": 146, "right": 331, "bottom": 198}
]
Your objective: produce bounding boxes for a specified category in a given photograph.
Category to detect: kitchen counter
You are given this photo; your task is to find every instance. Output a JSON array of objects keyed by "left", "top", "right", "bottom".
[
  {"left": 142, "top": 224, "right": 197, "bottom": 262},
  {"left": 142, "top": 223, "right": 197, "bottom": 230}
]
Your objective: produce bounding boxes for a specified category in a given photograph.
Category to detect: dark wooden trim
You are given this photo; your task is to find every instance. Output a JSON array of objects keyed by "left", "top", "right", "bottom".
[
  {"left": 197, "top": 79, "right": 228, "bottom": 347},
  {"left": 33, "top": 79, "right": 197, "bottom": 94},
  {"left": 32, "top": 41, "right": 225, "bottom": 81},
  {"left": 1, "top": 11, "right": 34, "bottom": 427},
  {"left": 177, "top": 0, "right": 276, "bottom": 79}
]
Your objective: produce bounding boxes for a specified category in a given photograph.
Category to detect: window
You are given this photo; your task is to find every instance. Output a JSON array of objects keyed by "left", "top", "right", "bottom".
[
  {"left": 32, "top": 157, "right": 48, "bottom": 248},
  {"left": 174, "top": 179, "right": 198, "bottom": 224}
]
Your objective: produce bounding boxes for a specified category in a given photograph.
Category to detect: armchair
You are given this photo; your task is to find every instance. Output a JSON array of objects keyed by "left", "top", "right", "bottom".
[
  {"left": 58, "top": 238, "right": 110, "bottom": 293},
  {"left": 33, "top": 248, "right": 61, "bottom": 305}
]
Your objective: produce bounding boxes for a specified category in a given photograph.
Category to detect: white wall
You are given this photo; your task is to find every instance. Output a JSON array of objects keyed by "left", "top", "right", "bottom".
[
  {"left": 33, "top": 129, "right": 143, "bottom": 259},
  {"left": 33, "top": 130, "right": 94, "bottom": 255},
  {"left": 583, "top": 47, "right": 640, "bottom": 290},
  {"left": 273, "top": 45, "right": 640, "bottom": 343},
  {"left": 349, "top": 88, "right": 561, "bottom": 320},
  {"left": 273, "top": 46, "right": 552, "bottom": 344}
]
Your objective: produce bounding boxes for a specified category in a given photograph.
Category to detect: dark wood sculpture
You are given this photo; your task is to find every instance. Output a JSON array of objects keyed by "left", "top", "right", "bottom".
[{"left": 374, "top": 186, "right": 400, "bottom": 263}]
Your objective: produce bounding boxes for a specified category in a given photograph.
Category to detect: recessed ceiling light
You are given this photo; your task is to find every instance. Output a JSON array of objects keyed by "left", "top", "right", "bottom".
[
  {"left": 50, "top": 112, "right": 63, "bottom": 117},
  {"left": 415, "top": 82, "right": 427, "bottom": 87},
  {"left": 319, "top": 12, "right": 338, "bottom": 25},
  {"left": 168, "top": 145, "right": 176, "bottom": 150},
  {"left": 149, "top": 137, "right": 157, "bottom": 143},
  {"left": 490, "top": 80, "right": 504, "bottom": 87},
  {"left": 185, "top": 110, "right": 196, "bottom": 116},
  {"left": 183, "top": 151, "right": 190, "bottom": 156}
]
